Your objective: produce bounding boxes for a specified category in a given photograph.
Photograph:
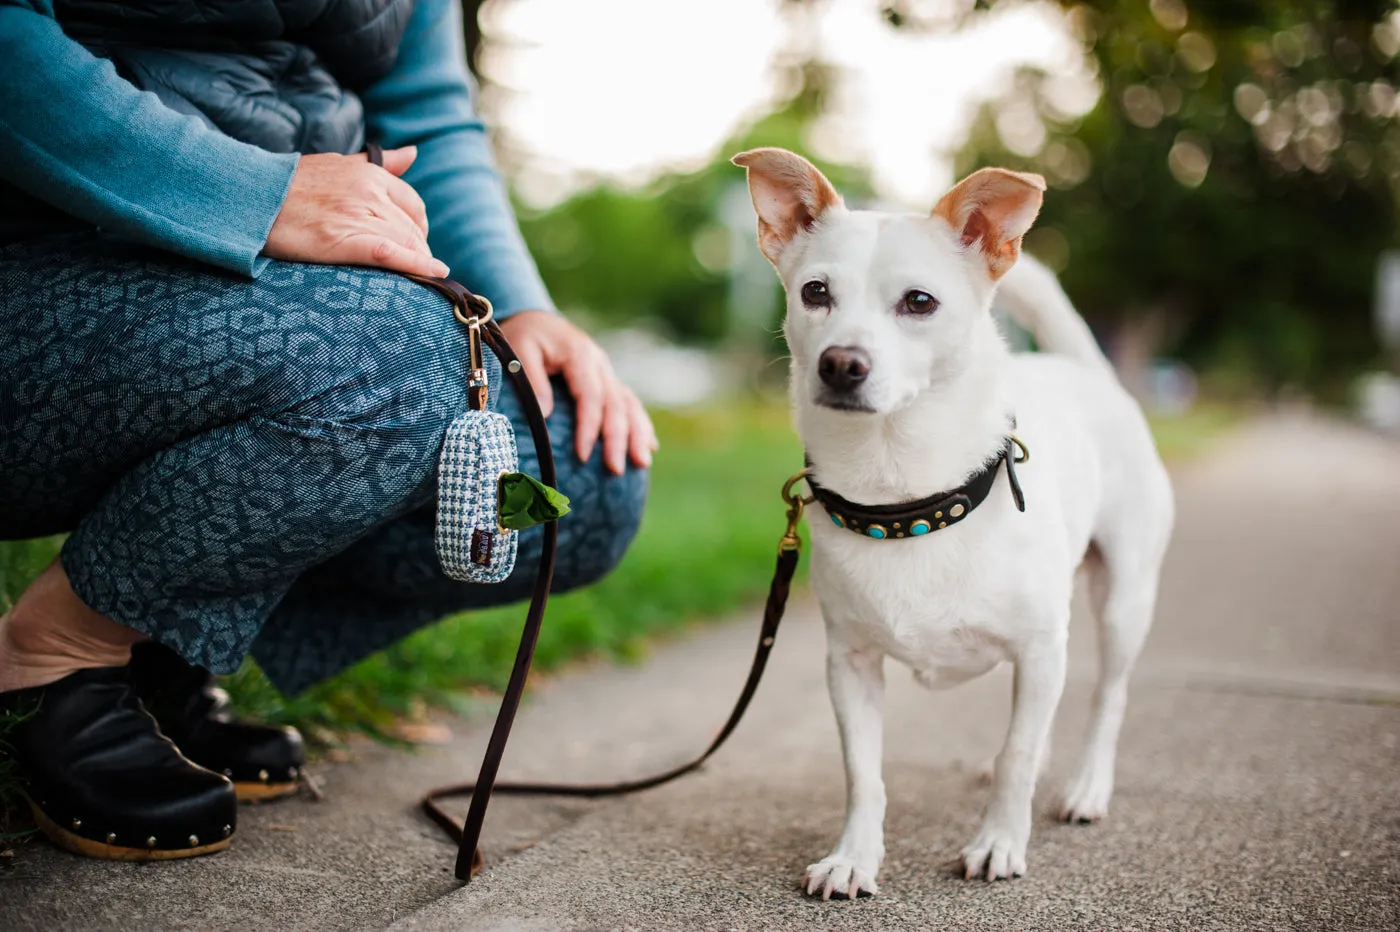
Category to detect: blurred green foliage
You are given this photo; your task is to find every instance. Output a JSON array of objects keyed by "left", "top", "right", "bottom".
[
  {"left": 945, "top": 0, "right": 1400, "bottom": 397},
  {"left": 514, "top": 100, "right": 871, "bottom": 346}
]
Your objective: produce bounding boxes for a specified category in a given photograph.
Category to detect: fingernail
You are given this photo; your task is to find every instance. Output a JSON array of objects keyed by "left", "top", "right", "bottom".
[{"left": 431, "top": 260, "right": 449, "bottom": 277}]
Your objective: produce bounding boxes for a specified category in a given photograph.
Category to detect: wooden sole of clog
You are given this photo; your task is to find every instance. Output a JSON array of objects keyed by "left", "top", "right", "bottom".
[
  {"left": 234, "top": 780, "right": 299, "bottom": 803},
  {"left": 25, "top": 793, "right": 233, "bottom": 861}
]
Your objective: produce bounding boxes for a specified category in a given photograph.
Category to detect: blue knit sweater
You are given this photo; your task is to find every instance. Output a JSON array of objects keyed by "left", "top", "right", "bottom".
[{"left": 0, "top": 0, "right": 553, "bottom": 317}]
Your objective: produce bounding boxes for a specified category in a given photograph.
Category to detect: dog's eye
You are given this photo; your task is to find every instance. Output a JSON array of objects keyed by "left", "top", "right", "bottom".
[
  {"left": 899, "top": 290, "right": 940, "bottom": 316},
  {"left": 800, "top": 280, "right": 831, "bottom": 308}
]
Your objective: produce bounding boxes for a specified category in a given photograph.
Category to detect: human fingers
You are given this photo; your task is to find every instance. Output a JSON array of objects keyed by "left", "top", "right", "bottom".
[
  {"left": 623, "top": 388, "right": 656, "bottom": 469},
  {"left": 512, "top": 338, "right": 556, "bottom": 418},
  {"left": 383, "top": 173, "right": 430, "bottom": 238},
  {"left": 600, "top": 383, "right": 631, "bottom": 475},
  {"left": 378, "top": 145, "right": 419, "bottom": 177},
  {"left": 562, "top": 349, "right": 607, "bottom": 463},
  {"left": 341, "top": 232, "right": 448, "bottom": 278}
]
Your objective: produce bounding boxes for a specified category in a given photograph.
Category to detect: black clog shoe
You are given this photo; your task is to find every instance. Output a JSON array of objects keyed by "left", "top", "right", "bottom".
[
  {"left": 0, "top": 666, "right": 237, "bottom": 860},
  {"left": 129, "top": 642, "right": 305, "bottom": 803}
]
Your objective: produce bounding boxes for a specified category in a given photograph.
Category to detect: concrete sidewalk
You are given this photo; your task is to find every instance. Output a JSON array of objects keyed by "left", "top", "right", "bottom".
[{"left": 3, "top": 413, "right": 1398, "bottom": 931}]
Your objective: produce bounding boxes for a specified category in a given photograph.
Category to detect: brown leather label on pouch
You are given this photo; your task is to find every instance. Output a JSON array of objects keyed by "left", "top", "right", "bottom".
[{"left": 470, "top": 529, "right": 494, "bottom": 566}]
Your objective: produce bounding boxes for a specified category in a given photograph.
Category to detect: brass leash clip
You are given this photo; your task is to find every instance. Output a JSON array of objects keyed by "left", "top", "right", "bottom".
[
  {"left": 458, "top": 296, "right": 494, "bottom": 411},
  {"left": 779, "top": 469, "right": 814, "bottom": 554}
]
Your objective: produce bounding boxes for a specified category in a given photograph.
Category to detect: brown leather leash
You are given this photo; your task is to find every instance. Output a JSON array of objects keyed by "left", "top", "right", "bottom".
[
  {"left": 392, "top": 244, "right": 807, "bottom": 883},
  {"left": 422, "top": 536, "right": 801, "bottom": 882}
]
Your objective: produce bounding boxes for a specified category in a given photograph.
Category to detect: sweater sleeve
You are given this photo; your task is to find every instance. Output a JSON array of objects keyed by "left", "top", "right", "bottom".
[
  {"left": 359, "top": 0, "right": 554, "bottom": 318},
  {"left": 0, "top": 0, "right": 298, "bottom": 277}
]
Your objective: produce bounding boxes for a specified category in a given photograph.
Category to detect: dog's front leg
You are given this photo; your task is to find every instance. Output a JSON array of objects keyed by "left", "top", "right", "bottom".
[
  {"left": 803, "top": 640, "right": 885, "bottom": 899},
  {"left": 962, "top": 634, "right": 1066, "bottom": 880}
]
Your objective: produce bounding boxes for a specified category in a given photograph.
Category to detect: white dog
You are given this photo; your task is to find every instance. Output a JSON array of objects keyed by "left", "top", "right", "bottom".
[{"left": 732, "top": 148, "right": 1174, "bottom": 898}]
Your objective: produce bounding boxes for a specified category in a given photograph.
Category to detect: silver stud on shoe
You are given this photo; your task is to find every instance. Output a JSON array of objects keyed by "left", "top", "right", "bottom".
[
  {"left": 222, "top": 824, "right": 232, "bottom": 839},
  {"left": 223, "top": 768, "right": 234, "bottom": 778},
  {"left": 106, "top": 832, "right": 117, "bottom": 845},
  {"left": 258, "top": 769, "right": 269, "bottom": 782},
  {"left": 71, "top": 818, "right": 82, "bottom": 830},
  {"left": 288, "top": 766, "right": 299, "bottom": 780},
  {"left": 146, "top": 836, "right": 157, "bottom": 848},
  {"left": 188, "top": 835, "right": 199, "bottom": 847}
]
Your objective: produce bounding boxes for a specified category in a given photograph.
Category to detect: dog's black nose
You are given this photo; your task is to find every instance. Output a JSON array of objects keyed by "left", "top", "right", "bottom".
[{"left": 818, "top": 346, "right": 871, "bottom": 392}]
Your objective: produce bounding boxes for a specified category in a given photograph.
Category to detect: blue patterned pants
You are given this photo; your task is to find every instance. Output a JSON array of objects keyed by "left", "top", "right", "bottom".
[{"left": 0, "top": 234, "right": 647, "bottom": 694}]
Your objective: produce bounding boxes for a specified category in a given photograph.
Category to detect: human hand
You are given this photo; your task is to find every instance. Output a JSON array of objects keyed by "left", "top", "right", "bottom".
[
  {"left": 263, "top": 147, "right": 448, "bottom": 278},
  {"left": 499, "top": 311, "right": 658, "bottom": 474}
]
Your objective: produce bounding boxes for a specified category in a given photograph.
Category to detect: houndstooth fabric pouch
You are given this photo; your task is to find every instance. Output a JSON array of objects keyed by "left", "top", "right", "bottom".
[
  {"left": 430, "top": 280, "right": 518, "bottom": 585},
  {"left": 436, "top": 405, "right": 519, "bottom": 583}
]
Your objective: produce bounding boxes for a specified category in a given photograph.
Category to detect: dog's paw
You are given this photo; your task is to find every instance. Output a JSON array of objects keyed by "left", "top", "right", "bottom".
[
  {"left": 960, "top": 824, "right": 1028, "bottom": 881},
  {"left": 802, "top": 855, "right": 879, "bottom": 900},
  {"left": 1059, "top": 769, "right": 1113, "bottom": 823}
]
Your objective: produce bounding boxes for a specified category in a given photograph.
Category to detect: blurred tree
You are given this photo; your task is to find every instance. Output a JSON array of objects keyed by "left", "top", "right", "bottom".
[
  {"left": 486, "top": 0, "right": 871, "bottom": 345},
  {"left": 933, "top": 0, "right": 1400, "bottom": 396}
]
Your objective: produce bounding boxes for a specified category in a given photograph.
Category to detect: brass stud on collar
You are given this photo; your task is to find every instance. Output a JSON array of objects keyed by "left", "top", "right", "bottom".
[
  {"left": 222, "top": 824, "right": 232, "bottom": 839},
  {"left": 938, "top": 521, "right": 947, "bottom": 529},
  {"left": 146, "top": 836, "right": 157, "bottom": 849},
  {"left": 935, "top": 511, "right": 943, "bottom": 519},
  {"left": 258, "top": 769, "right": 270, "bottom": 782},
  {"left": 188, "top": 834, "right": 199, "bottom": 847},
  {"left": 950, "top": 503, "right": 965, "bottom": 518},
  {"left": 105, "top": 832, "right": 117, "bottom": 845}
]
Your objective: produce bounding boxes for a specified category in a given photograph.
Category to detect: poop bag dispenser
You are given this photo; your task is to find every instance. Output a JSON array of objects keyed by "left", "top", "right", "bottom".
[{"left": 435, "top": 300, "right": 570, "bottom": 583}]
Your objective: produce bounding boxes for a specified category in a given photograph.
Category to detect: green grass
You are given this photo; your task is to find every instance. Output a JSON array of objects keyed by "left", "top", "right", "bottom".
[
  {"left": 0, "top": 397, "right": 1240, "bottom": 747},
  {"left": 0, "top": 538, "right": 64, "bottom": 615},
  {"left": 1146, "top": 403, "right": 1245, "bottom": 461},
  {"left": 0, "top": 706, "right": 36, "bottom": 845}
]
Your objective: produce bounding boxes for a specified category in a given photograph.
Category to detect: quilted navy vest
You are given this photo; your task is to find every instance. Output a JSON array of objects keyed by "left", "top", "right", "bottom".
[{"left": 53, "top": 0, "right": 416, "bottom": 155}]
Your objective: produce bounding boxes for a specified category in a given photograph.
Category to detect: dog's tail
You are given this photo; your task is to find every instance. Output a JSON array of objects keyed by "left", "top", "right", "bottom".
[{"left": 996, "top": 255, "right": 1114, "bottom": 375}]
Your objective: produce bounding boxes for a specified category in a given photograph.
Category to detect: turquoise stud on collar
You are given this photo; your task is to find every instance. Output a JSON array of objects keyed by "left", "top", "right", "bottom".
[
  {"left": 866, "top": 525, "right": 887, "bottom": 539},
  {"left": 910, "top": 519, "right": 931, "bottom": 536}
]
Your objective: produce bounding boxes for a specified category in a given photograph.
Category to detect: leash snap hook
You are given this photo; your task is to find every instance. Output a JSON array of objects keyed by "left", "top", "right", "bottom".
[
  {"left": 455, "top": 296, "right": 494, "bottom": 411},
  {"left": 779, "top": 469, "right": 812, "bottom": 554}
]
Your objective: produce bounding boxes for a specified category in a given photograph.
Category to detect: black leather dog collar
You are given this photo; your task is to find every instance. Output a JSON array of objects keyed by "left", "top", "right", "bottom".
[{"left": 807, "top": 437, "right": 1027, "bottom": 540}]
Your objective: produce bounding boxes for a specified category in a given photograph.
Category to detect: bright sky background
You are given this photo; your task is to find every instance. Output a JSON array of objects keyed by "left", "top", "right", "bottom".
[{"left": 477, "top": 0, "right": 1095, "bottom": 209}]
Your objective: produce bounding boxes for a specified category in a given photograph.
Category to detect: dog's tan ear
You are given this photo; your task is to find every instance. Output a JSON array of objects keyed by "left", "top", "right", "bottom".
[
  {"left": 732, "top": 148, "right": 843, "bottom": 265},
  {"left": 933, "top": 168, "right": 1046, "bottom": 280}
]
